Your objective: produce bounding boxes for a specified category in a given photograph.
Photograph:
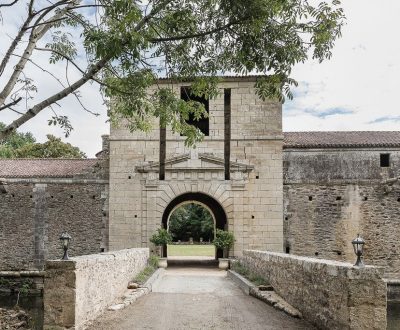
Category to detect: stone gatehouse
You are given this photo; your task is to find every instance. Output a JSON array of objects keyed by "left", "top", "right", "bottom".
[{"left": 108, "top": 77, "right": 284, "bottom": 257}]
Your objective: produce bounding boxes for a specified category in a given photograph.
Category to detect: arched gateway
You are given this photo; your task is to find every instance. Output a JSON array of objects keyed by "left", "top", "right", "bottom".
[
  {"left": 108, "top": 77, "right": 284, "bottom": 257},
  {"left": 162, "top": 192, "right": 228, "bottom": 258}
]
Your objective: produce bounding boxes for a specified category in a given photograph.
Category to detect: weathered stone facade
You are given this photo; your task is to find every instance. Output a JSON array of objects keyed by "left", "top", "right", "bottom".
[
  {"left": 44, "top": 248, "right": 148, "bottom": 329},
  {"left": 0, "top": 157, "right": 109, "bottom": 271},
  {"left": 284, "top": 145, "right": 400, "bottom": 278},
  {"left": 109, "top": 77, "right": 284, "bottom": 256},
  {"left": 240, "top": 250, "right": 387, "bottom": 330}
]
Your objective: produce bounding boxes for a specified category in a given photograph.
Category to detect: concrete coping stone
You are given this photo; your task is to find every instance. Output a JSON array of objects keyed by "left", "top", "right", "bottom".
[
  {"left": 244, "top": 250, "right": 385, "bottom": 279},
  {"left": 0, "top": 271, "right": 46, "bottom": 277}
]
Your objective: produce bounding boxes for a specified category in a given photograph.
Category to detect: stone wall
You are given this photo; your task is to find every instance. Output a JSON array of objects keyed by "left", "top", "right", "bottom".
[
  {"left": 109, "top": 77, "right": 283, "bottom": 255},
  {"left": 0, "top": 174, "right": 108, "bottom": 271},
  {"left": 44, "top": 248, "right": 149, "bottom": 330},
  {"left": 284, "top": 148, "right": 400, "bottom": 278},
  {"left": 240, "top": 250, "right": 387, "bottom": 330}
]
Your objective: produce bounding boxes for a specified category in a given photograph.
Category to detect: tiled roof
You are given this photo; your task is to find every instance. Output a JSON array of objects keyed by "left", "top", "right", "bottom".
[
  {"left": 0, "top": 159, "right": 99, "bottom": 178},
  {"left": 284, "top": 131, "right": 400, "bottom": 149}
]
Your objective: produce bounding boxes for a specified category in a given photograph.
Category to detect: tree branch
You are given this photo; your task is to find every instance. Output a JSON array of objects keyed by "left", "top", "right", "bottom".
[
  {"left": 150, "top": 20, "right": 245, "bottom": 43},
  {"left": 0, "top": 97, "right": 22, "bottom": 111},
  {"left": 0, "top": 1, "right": 78, "bottom": 106},
  {"left": 0, "top": 0, "right": 171, "bottom": 141},
  {"left": 0, "top": 0, "right": 19, "bottom": 8},
  {"left": 0, "top": 0, "right": 35, "bottom": 77}
]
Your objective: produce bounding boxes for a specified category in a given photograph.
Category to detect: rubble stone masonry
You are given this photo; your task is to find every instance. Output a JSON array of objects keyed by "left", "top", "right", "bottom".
[{"left": 284, "top": 148, "right": 400, "bottom": 278}]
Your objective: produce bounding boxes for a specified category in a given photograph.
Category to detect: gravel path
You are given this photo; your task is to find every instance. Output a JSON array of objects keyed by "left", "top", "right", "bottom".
[{"left": 88, "top": 266, "right": 314, "bottom": 330}]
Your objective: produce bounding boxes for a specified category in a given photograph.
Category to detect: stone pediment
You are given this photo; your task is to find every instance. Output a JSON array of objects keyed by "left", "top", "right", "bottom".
[{"left": 135, "top": 153, "right": 254, "bottom": 173}]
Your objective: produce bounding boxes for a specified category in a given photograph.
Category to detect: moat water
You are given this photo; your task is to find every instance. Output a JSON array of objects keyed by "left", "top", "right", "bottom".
[
  {"left": 0, "top": 295, "right": 398, "bottom": 329},
  {"left": 388, "top": 301, "right": 400, "bottom": 330}
]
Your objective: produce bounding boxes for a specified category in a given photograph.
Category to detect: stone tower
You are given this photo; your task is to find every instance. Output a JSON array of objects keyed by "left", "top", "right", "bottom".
[{"left": 108, "top": 76, "right": 283, "bottom": 256}]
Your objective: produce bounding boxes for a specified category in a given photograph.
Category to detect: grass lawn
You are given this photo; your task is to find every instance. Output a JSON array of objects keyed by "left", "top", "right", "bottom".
[{"left": 167, "top": 244, "right": 215, "bottom": 257}]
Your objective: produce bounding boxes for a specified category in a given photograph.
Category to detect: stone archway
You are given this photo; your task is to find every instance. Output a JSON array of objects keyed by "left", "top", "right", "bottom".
[{"left": 161, "top": 192, "right": 228, "bottom": 258}]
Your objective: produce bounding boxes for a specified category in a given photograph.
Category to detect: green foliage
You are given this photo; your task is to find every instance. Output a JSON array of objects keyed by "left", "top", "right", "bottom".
[
  {"left": 13, "top": 134, "right": 86, "bottom": 158},
  {"left": 87, "top": 0, "right": 345, "bottom": 146},
  {"left": 0, "top": 0, "right": 345, "bottom": 145},
  {"left": 0, "top": 123, "right": 85, "bottom": 159},
  {"left": 168, "top": 203, "right": 214, "bottom": 242},
  {"left": 0, "top": 122, "right": 35, "bottom": 158},
  {"left": 148, "top": 255, "right": 160, "bottom": 268},
  {"left": 0, "top": 277, "right": 33, "bottom": 296},
  {"left": 213, "top": 229, "right": 235, "bottom": 250},
  {"left": 150, "top": 228, "right": 172, "bottom": 246},
  {"left": 134, "top": 255, "right": 159, "bottom": 284}
]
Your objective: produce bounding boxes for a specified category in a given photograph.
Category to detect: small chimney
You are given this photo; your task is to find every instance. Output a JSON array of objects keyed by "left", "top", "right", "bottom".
[{"left": 96, "top": 135, "right": 110, "bottom": 159}]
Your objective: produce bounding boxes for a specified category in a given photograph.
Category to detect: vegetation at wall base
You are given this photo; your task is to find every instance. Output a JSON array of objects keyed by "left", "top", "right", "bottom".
[
  {"left": 231, "top": 261, "right": 269, "bottom": 287},
  {"left": 133, "top": 255, "right": 159, "bottom": 285}
]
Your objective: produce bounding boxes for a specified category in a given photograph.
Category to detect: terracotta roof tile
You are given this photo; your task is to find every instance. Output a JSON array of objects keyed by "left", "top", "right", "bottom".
[
  {"left": 0, "top": 159, "right": 99, "bottom": 178},
  {"left": 284, "top": 131, "right": 400, "bottom": 149}
]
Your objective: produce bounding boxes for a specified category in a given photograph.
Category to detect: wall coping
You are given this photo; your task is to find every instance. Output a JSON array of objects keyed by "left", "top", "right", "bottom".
[
  {"left": 244, "top": 250, "right": 385, "bottom": 278},
  {"left": 46, "top": 248, "right": 149, "bottom": 270}
]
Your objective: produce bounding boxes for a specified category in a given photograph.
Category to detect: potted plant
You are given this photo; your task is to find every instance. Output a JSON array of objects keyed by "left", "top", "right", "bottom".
[
  {"left": 213, "top": 229, "right": 235, "bottom": 270},
  {"left": 150, "top": 228, "right": 172, "bottom": 268}
]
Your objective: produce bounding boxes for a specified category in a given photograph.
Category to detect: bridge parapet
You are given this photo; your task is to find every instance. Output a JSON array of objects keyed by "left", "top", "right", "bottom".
[
  {"left": 240, "top": 250, "right": 386, "bottom": 330},
  {"left": 43, "top": 248, "right": 149, "bottom": 330}
]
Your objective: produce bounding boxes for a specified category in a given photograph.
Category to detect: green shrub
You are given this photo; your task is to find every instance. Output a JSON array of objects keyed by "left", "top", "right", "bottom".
[
  {"left": 150, "top": 228, "right": 172, "bottom": 246},
  {"left": 213, "top": 229, "right": 235, "bottom": 257}
]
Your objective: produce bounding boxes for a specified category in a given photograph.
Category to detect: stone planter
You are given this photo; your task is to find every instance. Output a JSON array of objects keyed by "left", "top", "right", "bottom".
[
  {"left": 218, "top": 258, "right": 230, "bottom": 270},
  {"left": 158, "top": 257, "right": 168, "bottom": 269}
]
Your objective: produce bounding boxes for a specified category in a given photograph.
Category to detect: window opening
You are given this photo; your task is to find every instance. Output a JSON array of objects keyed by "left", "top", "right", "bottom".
[
  {"left": 380, "top": 153, "right": 390, "bottom": 167},
  {"left": 180, "top": 87, "right": 209, "bottom": 136}
]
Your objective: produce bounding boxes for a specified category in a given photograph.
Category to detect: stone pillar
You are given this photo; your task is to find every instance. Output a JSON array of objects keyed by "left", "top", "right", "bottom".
[{"left": 33, "top": 184, "right": 48, "bottom": 269}]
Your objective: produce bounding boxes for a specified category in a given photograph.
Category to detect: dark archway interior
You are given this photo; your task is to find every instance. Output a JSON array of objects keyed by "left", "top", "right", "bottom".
[{"left": 162, "top": 192, "right": 227, "bottom": 258}]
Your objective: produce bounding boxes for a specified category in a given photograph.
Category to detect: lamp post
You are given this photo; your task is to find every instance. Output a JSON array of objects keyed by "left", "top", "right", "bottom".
[
  {"left": 59, "top": 232, "right": 72, "bottom": 260},
  {"left": 351, "top": 234, "right": 365, "bottom": 267}
]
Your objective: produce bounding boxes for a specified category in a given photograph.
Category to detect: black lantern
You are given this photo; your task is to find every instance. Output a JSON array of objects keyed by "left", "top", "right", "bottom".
[
  {"left": 59, "top": 232, "right": 72, "bottom": 260},
  {"left": 351, "top": 234, "right": 365, "bottom": 267}
]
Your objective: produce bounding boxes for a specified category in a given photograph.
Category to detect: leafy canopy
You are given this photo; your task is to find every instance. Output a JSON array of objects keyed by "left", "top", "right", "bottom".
[
  {"left": 0, "top": 0, "right": 345, "bottom": 145},
  {"left": 13, "top": 135, "right": 86, "bottom": 159},
  {"left": 0, "top": 122, "right": 35, "bottom": 158},
  {"left": 168, "top": 203, "right": 214, "bottom": 242},
  {"left": 0, "top": 123, "right": 86, "bottom": 159}
]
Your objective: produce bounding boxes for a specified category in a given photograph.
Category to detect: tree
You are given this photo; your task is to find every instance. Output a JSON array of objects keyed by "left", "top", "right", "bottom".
[
  {"left": 169, "top": 203, "right": 214, "bottom": 242},
  {"left": 0, "top": 0, "right": 345, "bottom": 145},
  {"left": 0, "top": 122, "right": 35, "bottom": 157},
  {"left": 0, "top": 125, "right": 86, "bottom": 158},
  {"left": 13, "top": 134, "right": 86, "bottom": 158}
]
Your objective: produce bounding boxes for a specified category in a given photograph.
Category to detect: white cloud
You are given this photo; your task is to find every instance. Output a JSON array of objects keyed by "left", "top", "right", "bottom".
[{"left": 284, "top": 0, "right": 400, "bottom": 132}]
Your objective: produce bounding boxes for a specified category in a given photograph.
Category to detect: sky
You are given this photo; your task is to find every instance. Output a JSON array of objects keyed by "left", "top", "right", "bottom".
[{"left": 1, "top": 1, "right": 400, "bottom": 157}]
